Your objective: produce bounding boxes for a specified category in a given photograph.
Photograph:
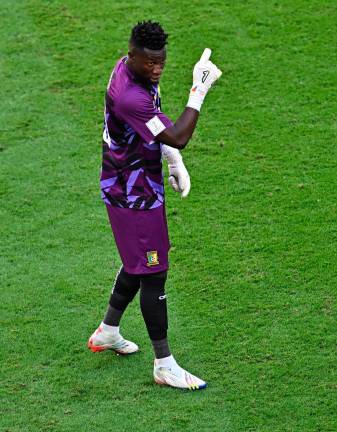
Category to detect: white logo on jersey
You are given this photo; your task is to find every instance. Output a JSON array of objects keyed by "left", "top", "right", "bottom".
[{"left": 145, "top": 115, "right": 166, "bottom": 137}]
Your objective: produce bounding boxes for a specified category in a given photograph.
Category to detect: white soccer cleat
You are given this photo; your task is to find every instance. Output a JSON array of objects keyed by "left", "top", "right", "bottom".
[
  {"left": 153, "top": 358, "right": 207, "bottom": 390},
  {"left": 88, "top": 324, "right": 139, "bottom": 355}
]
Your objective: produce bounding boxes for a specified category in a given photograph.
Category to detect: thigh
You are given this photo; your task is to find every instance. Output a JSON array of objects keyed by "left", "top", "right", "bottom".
[{"left": 106, "top": 204, "right": 170, "bottom": 275}]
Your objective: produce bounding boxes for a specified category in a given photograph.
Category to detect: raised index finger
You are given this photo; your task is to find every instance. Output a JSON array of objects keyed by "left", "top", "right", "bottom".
[{"left": 199, "top": 48, "right": 211, "bottom": 64}]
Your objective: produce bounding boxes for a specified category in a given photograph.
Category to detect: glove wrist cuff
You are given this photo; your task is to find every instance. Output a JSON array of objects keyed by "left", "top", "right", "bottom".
[
  {"left": 162, "top": 144, "right": 182, "bottom": 165},
  {"left": 186, "top": 83, "right": 208, "bottom": 112}
]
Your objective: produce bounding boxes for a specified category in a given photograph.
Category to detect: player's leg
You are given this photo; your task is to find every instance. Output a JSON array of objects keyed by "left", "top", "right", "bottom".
[
  {"left": 140, "top": 271, "right": 207, "bottom": 390},
  {"left": 104, "top": 266, "right": 140, "bottom": 326},
  {"left": 140, "top": 271, "right": 170, "bottom": 357},
  {"left": 88, "top": 266, "right": 140, "bottom": 355}
]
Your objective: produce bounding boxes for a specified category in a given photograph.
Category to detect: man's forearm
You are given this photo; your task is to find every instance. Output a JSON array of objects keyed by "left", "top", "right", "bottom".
[
  {"left": 157, "top": 48, "right": 221, "bottom": 150},
  {"left": 158, "top": 107, "right": 199, "bottom": 149}
]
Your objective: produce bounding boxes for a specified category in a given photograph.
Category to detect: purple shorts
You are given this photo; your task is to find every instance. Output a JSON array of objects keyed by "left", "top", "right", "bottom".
[{"left": 106, "top": 204, "right": 170, "bottom": 275}]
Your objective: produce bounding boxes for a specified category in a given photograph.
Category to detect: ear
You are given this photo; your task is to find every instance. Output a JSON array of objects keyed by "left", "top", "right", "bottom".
[{"left": 128, "top": 44, "right": 136, "bottom": 62}]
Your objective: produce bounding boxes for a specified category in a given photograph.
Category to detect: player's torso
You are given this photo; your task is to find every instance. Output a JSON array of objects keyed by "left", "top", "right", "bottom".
[{"left": 100, "top": 58, "right": 164, "bottom": 210}]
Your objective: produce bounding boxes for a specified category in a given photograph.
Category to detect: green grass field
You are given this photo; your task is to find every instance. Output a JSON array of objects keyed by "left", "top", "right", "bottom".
[{"left": 1, "top": 0, "right": 337, "bottom": 430}]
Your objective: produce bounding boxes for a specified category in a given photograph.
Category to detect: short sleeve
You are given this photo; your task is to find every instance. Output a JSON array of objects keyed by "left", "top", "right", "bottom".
[{"left": 116, "top": 89, "right": 173, "bottom": 143}]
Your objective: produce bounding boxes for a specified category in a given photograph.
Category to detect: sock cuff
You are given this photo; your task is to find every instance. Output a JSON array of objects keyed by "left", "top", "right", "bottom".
[
  {"left": 101, "top": 322, "right": 120, "bottom": 334},
  {"left": 155, "top": 354, "right": 176, "bottom": 368}
]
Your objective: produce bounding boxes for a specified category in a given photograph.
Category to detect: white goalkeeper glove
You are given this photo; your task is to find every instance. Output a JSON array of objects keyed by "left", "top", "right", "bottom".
[
  {"left": 162, "top": 145, "right": 191, "bottom": 198},
  {"left": 187, "top": 48, "right": 222, "bottom": 112}
]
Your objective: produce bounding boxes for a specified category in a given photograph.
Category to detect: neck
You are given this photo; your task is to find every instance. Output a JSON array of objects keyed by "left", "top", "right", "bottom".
[{"left": 125, "top": 61, "right": 155, "bottom": 87}]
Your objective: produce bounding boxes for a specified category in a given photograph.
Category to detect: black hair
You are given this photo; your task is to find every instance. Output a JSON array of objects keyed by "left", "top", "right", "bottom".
[{"left": 130, "top": 21, "right": 168, "bottom": 50}]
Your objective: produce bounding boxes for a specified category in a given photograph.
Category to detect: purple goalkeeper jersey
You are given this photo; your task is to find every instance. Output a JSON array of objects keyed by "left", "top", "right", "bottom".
[{"left": 100, "top": 57, "right": 173, "bottom": 210}]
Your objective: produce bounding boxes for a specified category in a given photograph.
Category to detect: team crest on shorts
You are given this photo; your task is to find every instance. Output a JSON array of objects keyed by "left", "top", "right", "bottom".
[{"left": 147, "top": 251, "right": 159, "bottom": 266}]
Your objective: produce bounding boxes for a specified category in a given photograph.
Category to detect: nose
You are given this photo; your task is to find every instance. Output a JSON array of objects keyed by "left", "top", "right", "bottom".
[{"left": 153, "top": 64, "right": 163, "bottom": 75}]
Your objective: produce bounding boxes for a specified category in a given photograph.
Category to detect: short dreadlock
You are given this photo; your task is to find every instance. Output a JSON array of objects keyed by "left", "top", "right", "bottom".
[{"left": 130, "top": 21, "right": 168, "bottom": 51}]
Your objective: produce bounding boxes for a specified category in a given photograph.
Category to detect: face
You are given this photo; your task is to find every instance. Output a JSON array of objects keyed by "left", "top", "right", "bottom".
[{"left": 127, "top": 45, "right": 166, "bottom": 84}]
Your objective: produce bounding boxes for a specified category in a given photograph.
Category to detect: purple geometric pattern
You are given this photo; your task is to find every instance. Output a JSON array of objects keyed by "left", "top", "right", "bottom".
[{"left": 99, "top": 57, "right": 173, "bottom": 210}]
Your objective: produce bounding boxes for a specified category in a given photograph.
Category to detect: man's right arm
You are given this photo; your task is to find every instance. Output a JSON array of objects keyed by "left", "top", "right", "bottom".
[
  {"left": 157, "top": 107, "right": 199, "bottom": 149},
  {"left": 157, "top": 48, "right": 222, "bottom": 150}
]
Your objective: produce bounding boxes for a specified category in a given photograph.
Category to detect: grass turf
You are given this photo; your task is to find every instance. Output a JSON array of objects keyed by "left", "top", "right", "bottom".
[{"left": 1, "top": 0, "right": 337, "bottom": 431}]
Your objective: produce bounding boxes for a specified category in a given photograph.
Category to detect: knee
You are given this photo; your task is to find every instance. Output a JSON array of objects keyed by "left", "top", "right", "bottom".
[
  {"left": 109, "top": 267, "right": 140, "bottom": 309},
  {"left": 140, "top": 271, "right": 167, "bottom": 291}
]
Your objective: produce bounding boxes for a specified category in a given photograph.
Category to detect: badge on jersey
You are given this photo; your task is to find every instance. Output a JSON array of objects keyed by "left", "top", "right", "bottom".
[
  {"left": 147, "top": 251, "right": 159, "bottom": 266},
  {"left": 145, "top": 115, "right": 166, "bottom": 137}
]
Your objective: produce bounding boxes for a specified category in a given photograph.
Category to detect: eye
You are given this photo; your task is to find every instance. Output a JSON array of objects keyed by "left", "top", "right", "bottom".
[{"left": 147, "top": 62, "right": 154, "bottom": 66}]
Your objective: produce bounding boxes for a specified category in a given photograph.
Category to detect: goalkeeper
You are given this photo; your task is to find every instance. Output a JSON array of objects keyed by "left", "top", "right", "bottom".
[{"left": 88, "top": 21, "right": 222, "bottom": 390}]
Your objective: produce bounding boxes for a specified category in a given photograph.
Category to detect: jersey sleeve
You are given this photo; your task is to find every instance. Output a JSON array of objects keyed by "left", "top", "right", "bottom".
[{"left": 116, "top": 89, "right": 173, "bottom": 143}]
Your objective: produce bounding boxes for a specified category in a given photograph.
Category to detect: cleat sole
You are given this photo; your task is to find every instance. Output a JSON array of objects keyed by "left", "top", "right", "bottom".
[
  {"left": 88, "top": 339, "right": 139, "bottom": 355},
  {"left": 154, "top": 374, "right": 208, "bottom": 390}
]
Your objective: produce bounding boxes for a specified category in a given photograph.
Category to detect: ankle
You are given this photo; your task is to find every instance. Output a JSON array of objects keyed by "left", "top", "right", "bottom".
[
  {"left": 155, "top": 354, "right": 177, "bottom": 368},
  {"left": 101, "top": 322, "right": 120, "bottom": 335}
]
